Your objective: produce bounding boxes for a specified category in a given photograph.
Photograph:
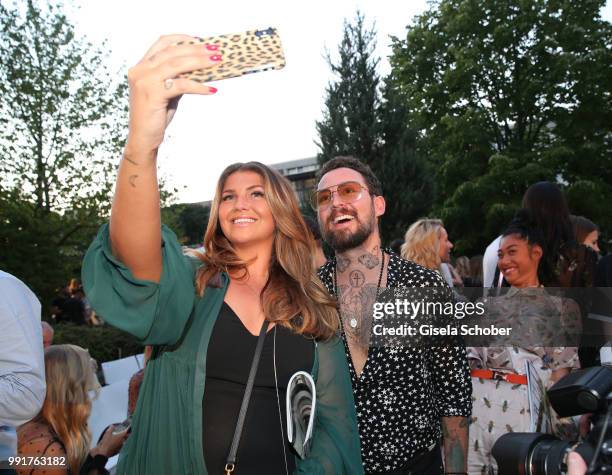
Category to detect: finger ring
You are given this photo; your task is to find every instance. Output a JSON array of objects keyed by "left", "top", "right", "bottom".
[{"left": 164, "top": 78, "right": 173, "bottom": 90}]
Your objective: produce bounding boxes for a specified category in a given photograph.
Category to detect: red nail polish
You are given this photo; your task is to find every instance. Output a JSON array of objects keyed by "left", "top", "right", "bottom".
[
  {"left": 210, "top": 54, "right": 222, "bottom": 61},
  {"left": 206, "top": 44, "right": 219, "bottom": 51},
  {"left": 208, "top": 86, "right": 218, "bottom": 94}
]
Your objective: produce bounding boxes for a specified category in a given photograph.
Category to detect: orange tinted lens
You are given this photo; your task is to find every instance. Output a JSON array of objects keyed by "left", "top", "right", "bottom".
[
  {"left": 337, "top": 182, "right": 362, "bottom": 202},
  {"left": 316, "top": 190, "right": 332, "bottom": 208}
]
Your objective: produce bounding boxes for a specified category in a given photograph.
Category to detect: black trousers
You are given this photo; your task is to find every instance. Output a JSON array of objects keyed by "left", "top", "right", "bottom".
[{"left": 368, "top": 444, "right": 443, "bottom": 475}]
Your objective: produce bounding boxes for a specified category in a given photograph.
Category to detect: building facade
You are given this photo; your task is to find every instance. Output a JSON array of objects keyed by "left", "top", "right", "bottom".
[{"left": 271, "top": 157, "right": 319, "bottom": 208}]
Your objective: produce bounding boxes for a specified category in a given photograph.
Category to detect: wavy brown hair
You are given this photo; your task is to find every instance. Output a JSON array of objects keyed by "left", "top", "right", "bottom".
[
  {"left": 38, "top": 345, "right": 98, "bottom": 474},
  {"left": 192, "top": 162, "right": 338, "bottom": 340},
  {"left": 401, "top": 218, "right": 445, "bottom": 271}
]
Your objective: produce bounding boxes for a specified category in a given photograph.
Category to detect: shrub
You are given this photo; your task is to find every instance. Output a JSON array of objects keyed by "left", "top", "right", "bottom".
[{"left": 53, "top": 323, "right": 143, "bottom": 364}]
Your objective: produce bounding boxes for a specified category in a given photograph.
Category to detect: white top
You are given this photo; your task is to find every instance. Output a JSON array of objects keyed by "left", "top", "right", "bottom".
[
  {"left": 440, "top": 263, "right": 454, "bottom": 288},
  {"left": 483, "top": 235, "right": 502, "bottom": 288},
  {"left": 0, "top": 271, "right": 45, "bottom": 429}
]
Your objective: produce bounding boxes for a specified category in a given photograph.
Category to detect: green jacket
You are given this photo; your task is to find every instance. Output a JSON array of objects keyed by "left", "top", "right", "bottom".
[{"left": 82, "top": 225, "right": 363, "bottom": 475}]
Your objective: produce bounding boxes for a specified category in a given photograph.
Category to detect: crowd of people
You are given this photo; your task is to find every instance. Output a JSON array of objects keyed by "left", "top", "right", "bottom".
[
  {"left": 1, "top": 35, "right": 609, "bottom": 475},
  {"left": 50, "top": 279, "right": 99, "bottom": 327}
]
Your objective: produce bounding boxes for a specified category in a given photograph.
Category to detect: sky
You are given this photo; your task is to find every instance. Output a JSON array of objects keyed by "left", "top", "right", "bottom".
[{"left": 73, "top": 0, "right": 612, "bottom": 204}]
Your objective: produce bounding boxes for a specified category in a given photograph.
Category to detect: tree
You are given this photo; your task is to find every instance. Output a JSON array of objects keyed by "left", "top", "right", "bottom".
[
  {"left": 178, "top": 204, "right": 210, "bottom": 245},
  {"left": 0, "top": 0, "right": 128, "bottom": 308},
  {"left": 316, "top": 11, "right": 382, "bottom": 165},
  {"left": 162, "top": 202, "right": 210, "bottom": 246},
  {"left": 390, "top": 0, "right": 612, "bottom": 254},
  {"left": 316, "top": 12, "right": 434, "bottom": 243},
  {"left": 0, "top": 186, "right": 94, "bottom": 314},
  {"left": 378, "top": 77, "right": 435, "bottom": 241},
  {"left": 0, "top": 0, "right": 127, "bottom": 215}
]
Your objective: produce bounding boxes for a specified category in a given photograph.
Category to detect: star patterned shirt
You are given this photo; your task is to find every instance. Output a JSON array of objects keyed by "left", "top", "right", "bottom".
[{"left": 318, "top": 252, "right": 472, "bottom": 473}]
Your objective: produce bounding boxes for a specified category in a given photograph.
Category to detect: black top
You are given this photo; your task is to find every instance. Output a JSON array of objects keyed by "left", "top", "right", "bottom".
[
  {"left": 318, "top": 252, "right": 472, "bottom": 474},
  {"left": 203, "top": 302, "right": 315, "bottom": 474}
]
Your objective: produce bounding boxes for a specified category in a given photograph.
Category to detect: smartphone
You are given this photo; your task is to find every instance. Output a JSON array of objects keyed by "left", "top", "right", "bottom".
[
  {"left": 111, "top": 418, "right": 131, "bottom": 435},
  {"left": 177, "top": 27, "right": 286, "bottom": 83}
]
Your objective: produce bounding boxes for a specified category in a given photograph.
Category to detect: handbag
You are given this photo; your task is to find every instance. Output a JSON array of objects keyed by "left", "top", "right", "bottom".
[{"left": 224, "top": 320, "right": 269, "bottom": 475}]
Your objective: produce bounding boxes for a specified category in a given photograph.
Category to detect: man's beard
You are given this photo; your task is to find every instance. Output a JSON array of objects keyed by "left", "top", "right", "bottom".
[{"left": 322, "top": 213, "right": 374, "bottom": 253}]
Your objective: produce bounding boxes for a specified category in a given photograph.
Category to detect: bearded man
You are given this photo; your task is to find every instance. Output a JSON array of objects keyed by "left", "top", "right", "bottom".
[{"left": 314, "top": 156, "right": 471, "bottom": 475}]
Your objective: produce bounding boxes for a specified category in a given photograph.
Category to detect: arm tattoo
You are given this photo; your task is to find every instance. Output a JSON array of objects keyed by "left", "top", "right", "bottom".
[
  {"left": 123, "top": 155, "right": 140, "bottom": 166},
  {"left": 128, "top": 174, "right": 139, "bottom": 188},
  {"left": 442, "top": 416, "right": 468, "bottom": 472}
]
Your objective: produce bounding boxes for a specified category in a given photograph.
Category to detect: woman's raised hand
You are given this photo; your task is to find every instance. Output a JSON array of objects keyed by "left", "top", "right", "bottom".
[
  {"left": 125, "top": 35, "right": 220, "bottom": 156},
  {"left": 110, "top": 35, "right": 220, "bottom": 279}
]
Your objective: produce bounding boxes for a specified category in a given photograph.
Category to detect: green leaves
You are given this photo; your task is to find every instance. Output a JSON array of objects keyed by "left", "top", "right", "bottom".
[
  {"left": 0, "top": 0, "right": 130, "bottom": 309},
  {"left": 389, "top": 0, "right": 611, "bottom": 254},
  {"left": 316, "top": 12, "right": 435, "bottom": 242},
  {"left": 316, "top": 11, "right": 382, "bottom": 164},
  {"left": 0, "top": 0, "right": 128, "bottom": 215}
]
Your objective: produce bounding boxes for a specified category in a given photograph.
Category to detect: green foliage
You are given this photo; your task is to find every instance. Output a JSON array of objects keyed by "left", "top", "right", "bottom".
[
  {"left": 0, "top": 186, "right": 102, "bottom": 315},
  {"left": 378, "top": 77, "right": 435, "bottom": 241},
  {"left": 161, "top": 202, "right": 210, "bottom": 246},
  {"left": 0, "top": 2, "right": 181, "bottom": 322},
  {"left": 390, "top": 0, "right": 612, "bottom": 254},
  {"left": 0, "top": 0, "right": 128, "bottom": 215},
  {"left": 439, "top": 153, "right": 553, "bottom": 252},
  {"left": 0, "top": 1, "right": 128, "bottom": 310},
  {"left": 567, "top": 179, "right": 612, "bottom": 251},
  {"left": 53, "top": 323, "right": 143, "bottom": 364},
  {"left": 316, "top": 12, "right": 435, "bottom": 243},
  {"left": 316, "top": 11, "right": 381, "bottom": 164}
]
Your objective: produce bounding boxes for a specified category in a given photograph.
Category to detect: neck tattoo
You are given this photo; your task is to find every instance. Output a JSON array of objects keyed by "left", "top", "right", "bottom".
[{"left": 334, "top": 248, "right": 385, "bottom": 329}]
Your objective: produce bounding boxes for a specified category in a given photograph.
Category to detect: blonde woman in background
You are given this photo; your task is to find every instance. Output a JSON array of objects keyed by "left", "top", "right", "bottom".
[
  {"left": 17, "top": 345, "right": 128, "bottom": 475},
  {"left": 401, "top": 219, "right": 457, "bottom": 285}
]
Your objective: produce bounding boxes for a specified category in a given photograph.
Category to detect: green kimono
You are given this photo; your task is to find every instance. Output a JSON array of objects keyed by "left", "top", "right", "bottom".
[{"left": 82, "top": 225, "right": 363, "bottom": 475}]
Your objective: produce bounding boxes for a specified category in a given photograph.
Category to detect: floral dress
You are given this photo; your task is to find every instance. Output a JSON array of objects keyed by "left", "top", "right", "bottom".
[{"left": 467, "top": 287, "right": 581, "bottom": 474}]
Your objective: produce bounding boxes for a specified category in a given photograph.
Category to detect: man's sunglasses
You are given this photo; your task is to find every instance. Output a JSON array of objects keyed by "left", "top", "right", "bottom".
[{"left": 310, "top": 181, "right": 369, "bottom": 210}]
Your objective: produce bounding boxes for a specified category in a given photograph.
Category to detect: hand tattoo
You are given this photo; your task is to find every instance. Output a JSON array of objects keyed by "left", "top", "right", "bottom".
[{"left": 128, "top": 174, "right": 139, "bottom": 188}]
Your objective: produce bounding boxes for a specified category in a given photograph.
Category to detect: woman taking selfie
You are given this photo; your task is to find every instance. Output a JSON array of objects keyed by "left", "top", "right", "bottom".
[{"left": 82, "top": 36, "right": 362, "bottom": 475}]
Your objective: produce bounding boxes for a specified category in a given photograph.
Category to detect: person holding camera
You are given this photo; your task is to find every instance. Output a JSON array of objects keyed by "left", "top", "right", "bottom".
[
  {"left": 567, "top": 452, "right": 588, "bottom": 475},
  {"left": 467, "top": 211, "right": 582, "bottom": 474}
]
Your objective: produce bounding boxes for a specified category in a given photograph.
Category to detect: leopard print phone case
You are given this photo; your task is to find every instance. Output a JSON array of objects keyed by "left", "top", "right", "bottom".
[{"left": 177, "top": 27, "right": 286, "bottom": 83}]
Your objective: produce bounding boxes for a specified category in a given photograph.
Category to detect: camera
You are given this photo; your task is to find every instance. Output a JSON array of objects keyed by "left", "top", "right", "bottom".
[{"left": 492, "top": 365, "right": 612, "bottom": 475}]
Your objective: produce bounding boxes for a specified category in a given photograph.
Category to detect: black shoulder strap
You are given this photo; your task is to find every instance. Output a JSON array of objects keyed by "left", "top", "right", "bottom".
[{"left": 224, "top": 319, "right": 269, "bottom": 474}]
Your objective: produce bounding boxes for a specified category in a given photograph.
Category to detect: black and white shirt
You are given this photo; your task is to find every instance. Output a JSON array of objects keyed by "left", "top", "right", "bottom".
[{"left": 318, "top": 252, "right": 472, "bottom": 473}]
